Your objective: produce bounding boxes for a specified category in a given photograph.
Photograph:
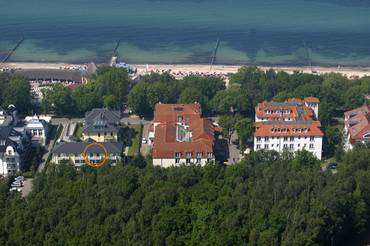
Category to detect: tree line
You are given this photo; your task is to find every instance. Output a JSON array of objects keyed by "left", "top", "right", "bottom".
[{"left": 0, "top": 147, "right": 369, "bottom": 245}]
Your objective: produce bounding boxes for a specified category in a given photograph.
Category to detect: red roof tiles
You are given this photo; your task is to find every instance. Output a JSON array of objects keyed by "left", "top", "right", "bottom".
[
  {"left": 152, "top": 103, "right": 215, "bottom": 159},
  {"left": 255, "top": 121, "right": 324, "bottom": 137},
  {"left": 344, "top": 104, "right": 370, "bottom": 144}
]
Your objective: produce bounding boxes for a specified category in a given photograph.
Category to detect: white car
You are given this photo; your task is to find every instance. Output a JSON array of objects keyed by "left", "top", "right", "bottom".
[
  {"left": 9, "top": 187, "right": 21, "bottom": 192},
  {"left": 15, "top": 176, "right": 24, "bottom": 181},
  {"left": 141, "top": 138, "right": 147, "bottom": 144}
]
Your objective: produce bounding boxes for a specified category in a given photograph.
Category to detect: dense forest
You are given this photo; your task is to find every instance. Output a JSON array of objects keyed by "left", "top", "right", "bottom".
[{"left": 0, "top": 147, "right": 369, "bottom": 245}]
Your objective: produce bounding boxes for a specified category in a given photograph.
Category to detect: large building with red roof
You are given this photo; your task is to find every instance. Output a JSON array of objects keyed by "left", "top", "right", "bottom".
[
  {"left": 150, "top": 103, "right": 216, "bottom": 167},
  {"left": 343, "top": 104, "right": 370, "bottom": 150},
  {"left": 253, "top": 97, "right": 323, "bottom": 159}
]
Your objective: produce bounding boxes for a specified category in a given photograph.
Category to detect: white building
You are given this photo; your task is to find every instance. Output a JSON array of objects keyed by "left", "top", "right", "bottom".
[
  {"left": 24, "top": 115, "right": 51, "bottom": 146},
  {"left": 254, "top": 121, "right": 323, "bottom": 159},
  {"left": 52, "top": 141, "right": 123, "bottom": 167},
  {"left": 0, "top": 127, "right": 28, "bottom": 177},
  {"left": 253, "top": 97, "right": 323, "bottom": 159}
]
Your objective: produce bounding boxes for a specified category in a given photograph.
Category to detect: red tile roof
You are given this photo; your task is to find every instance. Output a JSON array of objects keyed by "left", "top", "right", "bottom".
[
  {"left": 255, "top": 121, "right": 324, "bottom": 137},
  {"left": 304, "top": 97, "right": 320, "bottom": 103},
  {"left": 255, "top": 100, "right": 315, "bottom": 121},
  {"left": 344, "top": 104, "right": 370, "bottom": 143},
  {"left": 154, "top": 103, "right": 202, "bottom": 124},
  {"left": 152, "top": 103, "right": 215, "bottom": 159}
]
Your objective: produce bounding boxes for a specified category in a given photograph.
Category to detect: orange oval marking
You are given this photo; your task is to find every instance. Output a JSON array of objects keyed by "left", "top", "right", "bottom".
[{"left": 82, "top": 142, "right": 110, "bottom": 169}]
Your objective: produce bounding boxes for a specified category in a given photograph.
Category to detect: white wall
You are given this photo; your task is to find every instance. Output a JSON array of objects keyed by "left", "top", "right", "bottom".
[
  {"left": 153, "top": 158, "right": 213, "bottom": 168},
  {"left": 254, "top": 135, "right": 323, "bottom": 159}
]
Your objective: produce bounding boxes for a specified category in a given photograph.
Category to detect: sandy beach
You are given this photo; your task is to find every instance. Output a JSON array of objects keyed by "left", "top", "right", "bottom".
[{"left": 2, "top": 62, "right": 370, "bottom": 79}]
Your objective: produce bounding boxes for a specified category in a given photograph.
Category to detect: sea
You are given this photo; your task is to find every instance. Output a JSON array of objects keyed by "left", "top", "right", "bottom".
[{"left": 1, "top": 0, "right": 370, "bottom": 66}]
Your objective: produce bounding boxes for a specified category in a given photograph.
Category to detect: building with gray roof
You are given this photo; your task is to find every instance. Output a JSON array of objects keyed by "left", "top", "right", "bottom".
[
  {"left": 83, "top": 108, "right": 121, "bottom": 142},
  {"left": 52, "top": 141, "right": 123, "bottom": 167}
]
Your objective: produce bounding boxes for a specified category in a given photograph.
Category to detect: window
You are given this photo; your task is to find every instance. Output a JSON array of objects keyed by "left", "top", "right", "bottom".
[
  {"left": 111, "top": 132, "right": 113, "bottom": 136},
  {"left": 264, "top": 144, "right": 269, "bottom": 149},
  {"left": 289, "top": 144, "right": 294, "bottom": 150},
  {"left": 309, "top": 144, "right": 314, "bottom": 149},
  {"left": 283, "top": 144, "right": 288, "bottom": 149},
  {"left": 256, "top": 137, "right": 261, "bottom": 142},
  {"left": 175, "top": 152, "right": 181, "bottom": 163},
  {"left": 310, "top": 137, "right": 314, "bottom": 141},
  {"left": 104, "top": 132, "right": 107, "bottom": 136},
  {"left": 256, "top": 144, "right": 261, "bottom": 150},
  {"left": 265, "top": 137, "right": 269, "bottom": 142},
  {"left": 284, "top": 137, "right": 288, "bottom": 141},
  {"left": 290, "top": 137, "right": 294, "bottom": 141},
  {"left": 98, "top": 133, "right": 101, "bottom": 137}
]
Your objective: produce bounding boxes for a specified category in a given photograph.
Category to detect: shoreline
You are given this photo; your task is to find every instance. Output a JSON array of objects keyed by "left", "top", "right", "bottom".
[{"left": 1, "top": 62, "right": 370, "bottom": 78}]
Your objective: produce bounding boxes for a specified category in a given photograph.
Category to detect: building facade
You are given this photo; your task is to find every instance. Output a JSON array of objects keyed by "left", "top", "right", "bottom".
[
  {"left": 253, "top": 97, "right": 323, "bottom": 159},
  {"left": 83, "top": 109, "right": 121, "bottom": 142},
  {"left": 24, "top": 115, "right": 51, "bottom": 146},
  {"left": 52, "top": 141, "right": 123, "bottom": 167},
  {"left": 343, "top": 104, "right": 370, "bottom": 150},
  {"left": 0, "top": 127, "right": 29, "bottom": 176},
  {"left": 150, "top": 103, "right": 216, "bottom": 167}
]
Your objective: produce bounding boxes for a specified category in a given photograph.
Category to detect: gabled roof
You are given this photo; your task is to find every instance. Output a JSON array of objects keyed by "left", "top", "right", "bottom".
[
  {"left": 255, "top": 99, "right": 315, "bottom": 121},
  {"left": 153, "top": 103, "right": 202, "bottom": 124},
  {"left": 344, "top": 104, "right": 370, "bottom": 143},
  {"left": 12, "top": 69, "right": 85, "bottom": 83},
  {"left": 0, "top": 126, "right": 21, "bottom": 153},
  {"left": 84, "top": 108, "right": 121, "bottom": 133},
  {"left": 255, "top": 121, "right": 324, "bottom": 137},
  {"left": 53, "top": 141, "right": 123, "bottom": 155}
]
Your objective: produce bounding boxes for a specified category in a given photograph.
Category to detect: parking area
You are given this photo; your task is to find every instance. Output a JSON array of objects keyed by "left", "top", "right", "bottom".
[{"left": 140, "top": 123, "right": 151, "bottom": 157}]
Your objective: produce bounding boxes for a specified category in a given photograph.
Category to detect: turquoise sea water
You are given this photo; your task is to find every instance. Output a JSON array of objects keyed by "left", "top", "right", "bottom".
[{"left": 0, "top": 0, "right": 370, "bottom": 65}]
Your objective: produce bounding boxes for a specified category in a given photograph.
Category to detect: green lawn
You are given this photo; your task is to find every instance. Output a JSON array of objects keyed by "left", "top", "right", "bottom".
[
  {"left": 127, "top": 124, "right": 142, "bottom": 157},
  {"left": 73, "top": 123, "right": 83, "bottom": 140}
]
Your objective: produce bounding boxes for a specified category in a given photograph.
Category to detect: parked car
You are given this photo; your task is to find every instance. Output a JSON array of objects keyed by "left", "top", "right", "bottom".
[
  {"left": 9, "top": 187, "right": 21, "bottom": 192},
  {"left": 11, "top": 182, "right": 22, "bottom": 188},
  {"left": 327, "top": 162, "right": 338, "bottom": 170},
  {"left": 142, "top": 138, "right": 147, "bottom": 144},
  {"left": 15, "top": 176, "right": 24, "bottom": 182}
]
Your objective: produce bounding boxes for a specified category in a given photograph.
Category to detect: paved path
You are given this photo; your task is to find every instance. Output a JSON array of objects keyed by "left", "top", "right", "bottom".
[
  {"left": 21, "top": 178, "right": 33, "bottom": 197},
  {"left": 140, "top": 123, "right": 151, "bottom": 156},
  {"left": 228, "top": 132, "right": 241, "bottom": 164}
]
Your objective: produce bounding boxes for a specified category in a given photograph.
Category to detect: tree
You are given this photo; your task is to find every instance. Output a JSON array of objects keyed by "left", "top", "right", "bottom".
[
  {"left": 127, "top": 82, "right": 150, "bottom": 116},
  {"left": 218, "top": 114, "right": 242, "bottom": 143},
  {"left": 2, "top": 77, "right": 32, "bottom": 114},
  {"left": 178, "top": 87, "right": 203, "bottom": 104},
  {"left": 93, "top": 67, "right": 130, "bottom": 109},
  {"left": 41, "top": 84, "right": 75, "bottom": 116},
  {"left": 146, "top": 82, "right": 171, "bottom": 109},
  {"left": 235, "top": 118, "right": 253, "bottom": 150},
  {"left": 210, "top": 85, "right": 250, "bottom": 115}
]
